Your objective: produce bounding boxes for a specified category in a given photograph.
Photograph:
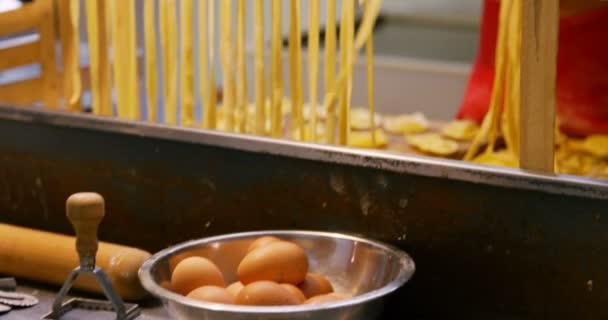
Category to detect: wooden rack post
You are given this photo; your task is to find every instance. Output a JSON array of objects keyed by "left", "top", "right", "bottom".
[{"left": 520, "top": 1, "right": 559, "bottom": 172}]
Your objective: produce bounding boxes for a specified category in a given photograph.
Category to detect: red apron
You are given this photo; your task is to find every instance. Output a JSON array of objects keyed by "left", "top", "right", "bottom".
[{"left": 457, "top": 0, "right": 608, "bottom": 136}]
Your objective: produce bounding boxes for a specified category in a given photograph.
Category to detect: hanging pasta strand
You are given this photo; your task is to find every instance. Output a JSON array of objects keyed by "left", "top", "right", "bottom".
[
  {"left": 159, "top": 0, "right": 178, "bottom": 124},
  {"left": 159, "top": 0, "right": 169, "bottom": 119},
  {"left": 364, "top": 0, "right": 377, "bottom": 146},
  {"left": 180, "top": 0, "right": 195, "bottom": 126},
  {"left": 143, "top": 0, "right": 158, "bottom": 121},
  {"left": 220, "top": 0, "right": 236, "bottom": 132},
  {"left": 236, "top": 0, "right": 248, "bottom": 133},
  {"left": 308, "top": 0, "right": 321, "bottom": 142},
  {"left": 325, "top": 0, "right": 382, "bottom": 144},
  {"left": 464, "top": 0, "right": 511, "bottom": 160},
  {"left": 270, "top": 0, "right": 283, "bottom": 137},
  {"left": 199, "top": 0, "right": 209, "bottom": 127},
  {"left": 108, "top": 0, "right": 128, "bottom": 118},
  {"left": 325, "top": 0, "right": 337, "bottom": 144},
  {"left": 85, "top": 0, "right": 112, "bottom": 116},
  {"left": 206, "top": 0, "right": 217, "bottom": 129},
  {"left": 289, "top": 0, "right": 304, "bottom": 140},
  {"left": 502, "top": 0, "right": 522, "bottom": 158},
  {"left": 66, "top": 0, "right": 82, "bottom": 111},
  {"left": 125, "top": 0, "right": 139, "bottom": 120},
  {"left": 338, "top": 0, "right": 355, "bottom": 145},
  {"left": 253, "top": 0, "right": 266, "bottom": 135}
]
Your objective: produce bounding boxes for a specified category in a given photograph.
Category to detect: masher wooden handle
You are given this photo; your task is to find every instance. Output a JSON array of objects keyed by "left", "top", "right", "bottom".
[{"left": 66, "top": 192, "right": 105, "bottom": 269}]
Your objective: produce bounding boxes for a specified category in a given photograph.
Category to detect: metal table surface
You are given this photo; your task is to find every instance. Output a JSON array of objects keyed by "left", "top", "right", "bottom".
[
  {"left": 4, "top": 282, "right": 168, "bottom": 320},
  {"left": 5, "top": 283, "right": 418, "bottom": 320}
]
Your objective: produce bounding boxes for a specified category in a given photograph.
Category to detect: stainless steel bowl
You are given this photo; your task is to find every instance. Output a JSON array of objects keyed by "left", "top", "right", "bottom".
[{"left": 139, "top": 230, "right": 415, "bottom": 320}]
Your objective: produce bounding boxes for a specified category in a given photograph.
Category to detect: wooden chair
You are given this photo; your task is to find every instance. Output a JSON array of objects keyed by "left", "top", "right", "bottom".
[{"left": 0, "top": 0, "right": 60, "bottom": 108}]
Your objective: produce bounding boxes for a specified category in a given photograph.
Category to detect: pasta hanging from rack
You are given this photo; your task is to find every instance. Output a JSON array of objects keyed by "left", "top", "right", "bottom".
[
  {"left": 70, "top": 0, "right": 383, "bottom": 146},
  {"left": 464, "top": 0, "right": 522, "bottom": 168}
]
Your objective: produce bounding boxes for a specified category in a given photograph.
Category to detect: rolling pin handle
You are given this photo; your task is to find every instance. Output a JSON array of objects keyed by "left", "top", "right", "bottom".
[{"left": 66, "top": 192, "right": 105, "bottom": 271}]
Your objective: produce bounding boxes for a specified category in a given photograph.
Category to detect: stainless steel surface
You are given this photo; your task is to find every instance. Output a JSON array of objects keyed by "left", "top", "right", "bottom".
[
  {"left": 4, "top": 283, "right": 168, "bottom": 320},
  {"left": 139, "top": 231, "right": 415, "bottom": 320},
  {"left": 0, "top": 105, "right": 606, "bottom": 199}
]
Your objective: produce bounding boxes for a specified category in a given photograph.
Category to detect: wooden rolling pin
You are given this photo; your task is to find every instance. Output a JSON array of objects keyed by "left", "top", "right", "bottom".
[{"left": 0, "top": 195, "right": 151, "bottom": 301}]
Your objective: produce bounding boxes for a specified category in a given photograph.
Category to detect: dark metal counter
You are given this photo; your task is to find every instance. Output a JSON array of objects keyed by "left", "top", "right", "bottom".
[
  {"left": 4, "top": 283, "right": 167, "bottom": 319},
  {"left": 0, "top": 105, "right": 607, "bottom": 319}
]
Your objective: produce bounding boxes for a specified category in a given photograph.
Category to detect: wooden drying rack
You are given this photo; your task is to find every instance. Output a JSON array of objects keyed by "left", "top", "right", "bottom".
[{"left": 0, "top": 0, "right": 561, "bottom": 175}]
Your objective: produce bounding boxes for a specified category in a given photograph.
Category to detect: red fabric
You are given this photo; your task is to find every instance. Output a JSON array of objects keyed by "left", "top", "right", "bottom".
[{"left": 457, "top": 0, "right": 608, "bottom": 136}]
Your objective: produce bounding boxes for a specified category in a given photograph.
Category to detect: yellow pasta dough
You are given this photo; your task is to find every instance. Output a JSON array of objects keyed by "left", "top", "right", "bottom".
[
  {"left": 384, "top": 113, "right": 429, "bottom": 135},
  {"left": 407, "top": 133, "right": 459, "bottom": 156},
  {"left": 441, "top": 120, "right": 480, "bottom": 141},
  {"left": 349, "top": 129, "right": 388, "bottom": 149}
]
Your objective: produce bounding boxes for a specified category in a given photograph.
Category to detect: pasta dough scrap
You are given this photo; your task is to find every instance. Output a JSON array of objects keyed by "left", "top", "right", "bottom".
[
  {"left": 291, "top": 123, "right": 326, "bottom": 142},
  {"left": 472, "top": 150, "right": 518, "bottom": 168},
  {"left": 580, "top": 135, "right": 608, "bottom": 158},
  {"left": 384, "top": 113, "right": 429, "bottom": 135},
  {"left": 303, "top": 103, "right": 327, "bottom": 121},
  {"left": 407, "top": 133, "right": 458, "bottom": 156},
  {"left": 349, "top": 130, "right": 388, "bottom": 149},
  {"left": 350, "top": 107, "right": 381, "bottom": 130},
  {"left": 441, "top": 120, "right": 480, "bottom": 141}
]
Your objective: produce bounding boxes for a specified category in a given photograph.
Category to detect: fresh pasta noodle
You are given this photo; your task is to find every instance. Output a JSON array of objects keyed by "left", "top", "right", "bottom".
[
  {"left": 464, "top": 0, "right": 521, "bottom": 166},
  {"left": 364, "top": 0, "right": 376, "bottom": 145},
  {"left": 67, "top": 0, "right": 81, "bottom": 111},
  {"left": 324, "top": 0, "right": 382, "bottom": 145},
  {"left": 125, "top": 0, "right": 139, "bottom": 120},
  {"left": 220, "top": 0, "right": 235, "bottom": 132},
  {"left": 324, "top": 0, "right": 337, "bottom": 144},
  {"left": 289, "top": 0, "right": 304, "bottom": 140},
  {"left": 338, "top": 0, "right": 355, "bottom": 145},
  {"left": 85, "top": 0, "right": 112, "bottom": 116},
  {"left": 108, "top": 0, "right": 128, "bottom": 118},
  {"left": 159, "top": 0, "right": 178, "bottom": 125},
  {"left": 270, "top": 0, "right": 283, "bottom": 137},
  {"left": 236, "top": 0, "right": 248, "bottom": 133},
  {"left": 207, "top": 0, "right": 217, "bottom": 129},
  {"left": 199, "top": 0, "right": 210, "bottom": 128},
  {"left": 143, "top": 0, "right": 157, "bottom": 121},
  {"left": 253, "top": 0, "right": 266, "bottom": 135},
  {"left": 180, "top": 0, "right": 195, "bottom": 126},
  {"left": 308, "top": 0, "right": 320, "bottom": 142}
]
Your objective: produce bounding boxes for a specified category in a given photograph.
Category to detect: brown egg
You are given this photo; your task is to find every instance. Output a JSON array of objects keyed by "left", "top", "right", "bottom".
[
  {"left": 304, "top": 293, "right": 351, "bottom": 305},
  {"left": 247, "top": 236, "right": 282, "bottom": 253},
  {"left": 187, "top": 286, "right": 235, "bottom": 304},
  {"left": 171, "top": 256, "right": 225, "bottom": 295},
  {"left": 280, "top": 284, "right": 307, "bottom": 304},
  {"left": 236, "top": 281, "right": 300, "bottom": 306},
  {"left": 238, "top": 241, "right": 308, "bottom": 285},
  {"left": 298, "top": 273, "right": 334, "bottom": 298},
  {"left": 226, "top": 281, "right": 244, "bottom": 297}
]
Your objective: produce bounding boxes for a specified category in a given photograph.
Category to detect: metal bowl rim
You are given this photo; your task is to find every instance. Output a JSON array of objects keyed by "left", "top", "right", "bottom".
[{"left": 139, "top": 230, "right": 415, "bottom": 314}]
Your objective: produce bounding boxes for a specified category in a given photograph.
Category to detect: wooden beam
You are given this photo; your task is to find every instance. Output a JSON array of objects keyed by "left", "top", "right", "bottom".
[
  {"left": 519, "top": 0, "right": 559, "bottom": 173},
  {"left": 0, "top": 40, "right": 40, "bottom": 70},
  {"left": 0, "top": 78, "right": 43, "bottom": 106},
  {"left": 0, "top": 1, "right": 45, "bottom": 37}
]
